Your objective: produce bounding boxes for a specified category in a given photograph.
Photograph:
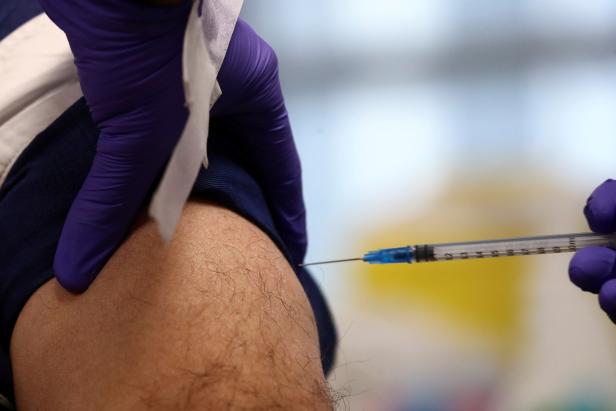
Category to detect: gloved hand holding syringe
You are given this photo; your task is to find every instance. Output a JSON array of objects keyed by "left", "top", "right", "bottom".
[
  {"left": 303, "top": 179, "right": 616, "bottom": 325},
  {"left": 301, "top": 232, "right": 616, "bottom": 267}
]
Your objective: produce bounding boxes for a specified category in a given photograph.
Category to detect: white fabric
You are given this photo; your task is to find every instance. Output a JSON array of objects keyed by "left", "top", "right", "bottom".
[
  {"left": 0, "top": 0, "right": 243, "bottom": 243},
  {"left": 149, "top": 0, "right": 243, "bottom": 241},
  {"left": 0, "top": 13, "right": 80, "bottom": 186}
]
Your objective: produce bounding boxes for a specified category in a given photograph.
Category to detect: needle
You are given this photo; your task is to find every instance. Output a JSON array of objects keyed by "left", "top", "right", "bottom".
[{"left": 299, "top": 258, "right": 362, "bottom": 267}]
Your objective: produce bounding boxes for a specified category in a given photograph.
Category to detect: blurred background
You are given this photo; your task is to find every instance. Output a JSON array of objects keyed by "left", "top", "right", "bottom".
[{"left": 242, "top": 1, "right": 616, "bottom": 410}]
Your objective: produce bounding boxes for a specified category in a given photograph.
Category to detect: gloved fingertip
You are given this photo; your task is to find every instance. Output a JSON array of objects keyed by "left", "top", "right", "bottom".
[
  {"left": 599, "top": 278, "right": 616, "bottom": 324},
  {"left": 53, "top": 258, "right": 96, "bottom": 294},
  {"left": 585, "top": 205, "right": 614, "bottom": 234},
  {"left": 569, "top": 247, "right": 616, "bottom": 293},
  {"left": 585, "top": 179, "right": 616, "bottom": 233},
  {"left": 53, "top": 236, "right": 99, "bottom": 294}
]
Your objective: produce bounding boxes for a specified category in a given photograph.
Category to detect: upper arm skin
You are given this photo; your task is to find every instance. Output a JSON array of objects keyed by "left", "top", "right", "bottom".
[{"left": 10, "top": 200, "right": 332, "bottom": 410}]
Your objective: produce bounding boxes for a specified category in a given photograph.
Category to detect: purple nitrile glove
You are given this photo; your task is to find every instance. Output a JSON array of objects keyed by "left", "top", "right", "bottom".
[
  {"left": 211, "top": 19, "right": 307, "bottom": 265},
  {"left": 569, "top": 179, "right": 616, "bottom": 323},
  {"left": 39, "top": 0, "right": 192, "bottom": 293},
  {"left": 40, "top": 2, "right": 307, "bottom": 293}
]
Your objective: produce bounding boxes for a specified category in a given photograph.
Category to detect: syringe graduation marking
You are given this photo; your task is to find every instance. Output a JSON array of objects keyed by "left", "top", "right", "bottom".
[
  {"left": 431, "top": 235, "right": 587, "bottom": 261},
  {"left": 437, "top": 246, "right": 565, "bottom": 260},
  {"left": 569, "top": 236, "right": 577, "bottom": 251}
]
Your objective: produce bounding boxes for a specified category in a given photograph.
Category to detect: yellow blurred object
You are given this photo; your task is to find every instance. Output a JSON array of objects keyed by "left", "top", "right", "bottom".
[{"left": 354, "top": 176, "right": 551, "bottom": 353}]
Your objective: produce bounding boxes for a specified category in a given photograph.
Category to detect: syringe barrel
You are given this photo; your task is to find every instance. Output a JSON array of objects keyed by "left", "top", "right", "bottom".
[{"left": 413, "top": 232, "right": 616, "bottom": 263}]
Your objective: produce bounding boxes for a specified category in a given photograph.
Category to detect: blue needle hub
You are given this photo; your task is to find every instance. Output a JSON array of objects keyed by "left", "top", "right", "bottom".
[{"left": 362, "top": 246, "right": 413, "bottom": 264}]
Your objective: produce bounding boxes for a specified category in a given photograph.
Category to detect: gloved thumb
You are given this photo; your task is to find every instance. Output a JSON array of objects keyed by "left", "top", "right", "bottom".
[
  {"left": 54, "top": 95, "right": 188, "bottom": 293},
  {"left": 39, "top": 0, "right": 192, "bottom": 292}
]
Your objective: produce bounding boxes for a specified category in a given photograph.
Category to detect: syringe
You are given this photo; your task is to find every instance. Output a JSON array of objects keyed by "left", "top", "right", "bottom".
[{"left": 299, "top": 232, "right": 616, "bottom": 267}]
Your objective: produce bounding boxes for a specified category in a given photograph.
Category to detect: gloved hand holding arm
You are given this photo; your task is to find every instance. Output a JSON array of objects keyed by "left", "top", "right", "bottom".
[
  {"left": 40, "top": 1, "right": 307, "bottom": 293},
  {"left": 39, "top": 0, "right": 192, "bottom": 293},
  {"left": 569, "top": 179, "right": 616, "bottom": 323}
]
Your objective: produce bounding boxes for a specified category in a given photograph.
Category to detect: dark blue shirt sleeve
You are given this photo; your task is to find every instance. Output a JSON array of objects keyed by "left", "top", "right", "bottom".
[{"left": 0, "top": 0, "right": 42, "bottom": 41}]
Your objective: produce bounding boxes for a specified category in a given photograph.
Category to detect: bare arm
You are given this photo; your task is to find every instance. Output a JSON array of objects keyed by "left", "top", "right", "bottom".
[{"left": 11, "top": 200, "right": 333, "bottom": 410}]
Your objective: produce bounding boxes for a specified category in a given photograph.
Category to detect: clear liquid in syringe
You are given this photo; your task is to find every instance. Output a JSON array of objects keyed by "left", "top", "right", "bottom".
[{"left": 426, "top": 233, "right": 614, "bottom": 262}]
